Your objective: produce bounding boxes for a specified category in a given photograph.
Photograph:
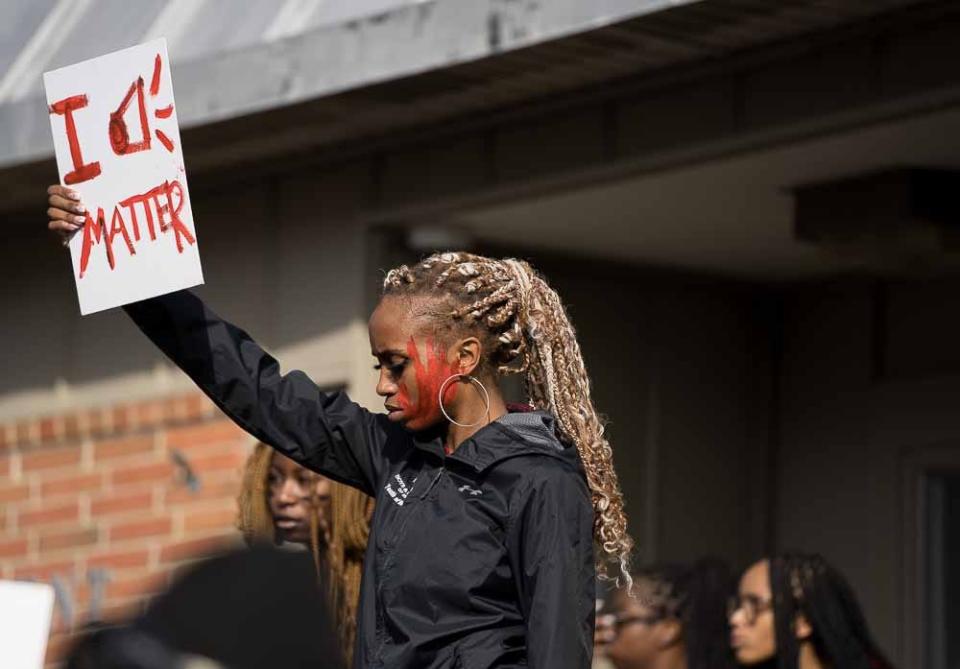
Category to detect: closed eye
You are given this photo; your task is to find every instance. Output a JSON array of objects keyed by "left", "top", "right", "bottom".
[{"left": 373, "top": 361, "right": 408, "bottom": 376}]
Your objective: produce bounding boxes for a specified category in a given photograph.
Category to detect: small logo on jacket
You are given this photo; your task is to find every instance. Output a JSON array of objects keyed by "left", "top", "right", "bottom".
[
  {"left": 458, "top": 484, "right": 483, "bottom": 497},
  {"left": 385, "top": 473, "right": 416, "bottom": 506}
]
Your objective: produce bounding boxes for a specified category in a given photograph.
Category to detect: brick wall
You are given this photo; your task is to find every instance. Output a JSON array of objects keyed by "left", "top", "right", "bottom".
[{"left": 0, "top": 392, "right": 251, "bottom": 665}]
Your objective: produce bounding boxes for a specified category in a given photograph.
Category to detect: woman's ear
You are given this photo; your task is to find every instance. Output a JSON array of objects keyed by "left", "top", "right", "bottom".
[
  {"left": 655, "top": 619, "right": 683, "bottom": 648},
  {"left": 794, "top": 613, "right": 813, "bottom": 641},
  {"left": 454, "top": 336, "right": 482, "bottom": 375}
]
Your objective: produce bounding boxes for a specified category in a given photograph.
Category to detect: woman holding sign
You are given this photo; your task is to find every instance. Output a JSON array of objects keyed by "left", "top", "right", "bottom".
[{"left": 48, "top": 185, "right": 634, "bottom": 669}]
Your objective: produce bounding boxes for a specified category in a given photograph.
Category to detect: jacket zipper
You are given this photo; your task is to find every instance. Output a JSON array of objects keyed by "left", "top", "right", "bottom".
[
  {"left": 375, "top": 464, "right": 445, "bottom": 663},
  {"left": 420, "top": 466, "right": 444, "bottom": 499}
]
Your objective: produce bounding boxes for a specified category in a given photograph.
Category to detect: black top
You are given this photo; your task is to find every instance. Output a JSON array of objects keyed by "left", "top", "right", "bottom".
[{"left": 124, "top": 290, "right": 596, "bottom": 669}]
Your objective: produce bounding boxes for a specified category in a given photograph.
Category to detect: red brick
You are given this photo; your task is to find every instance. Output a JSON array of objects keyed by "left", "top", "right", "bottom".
[
  {"left": 133, "top": 399, "right": 170, "bottom": 428},
  {"left": 0, "top": 537, "right": 28, "bottom": 558},
  {"left": 111, "top": 461, "right": 174, "bottom": 486},
  {"left": 40, "top": 472, "right": 103, "bottom": 497},
  {"left": 15, "top": 420, "right": 34, "bottom": 446},
  {"left": 109, "top": 517, "right": 172, "bottom": 542},
  {"left": 19, "top": 501, "right": 80, "bottom": 528},
  {"left": 111, "top": 405, "right": 131, "bottom": 432},
  {"left": 166, "top": 396, "right": 185, "bottom": 420},
  {"left": 39, "top": 527, "right": 98, "bottom": 551},
  {"left": 38, "top": 418, "right": 59, "bottom": 443},
  {"left": 97, "top": 599, "right": 144, "bottom": 624},
  {"left": 86, "top": 408, "right": 109, "bottom": 437},
  {"left": 0, "top": 482, "right": 30, "bottom": 504},
  {"left": 21, "top": 446, "right": 80, "bottom": 472},
  {"left": 67, "top": 581, "right": 91, "bottom": 609},
  {"left": 166, "top": 420, "right": 247, "bottom": 451},
  {"left": 183, "top": 505, "right": 237, "bottom": 533},
  {"left": 165, "top": 474, "right": 240, "bottom": 505},
  {"left": 94, "top": 435, "right": 153, "bottom": 461},
  {"left": 63, "top": 413, "right": 81, "bottom": 441},
  {"left": 106, "top": 571, "right": 170, "bottom": 601},
  {"left": 0, "top": 454, "right": 10, "bottom": 477},
  {"left": 184, "top": 394, "right": 212, "bottom": 420},
  {"left": 166, "top": 438, "right": 240, "bottom": 459},
  {"left": 189, "top": 449, "right": 247, "bottom": 475},
  {"left": 86, "top": 548, "right": 150, "bottom": 570},
  {"left": 13, "top": 560, "right": 76, "bottom": 580},
  {"left": 90, "top": 490, "right": 153, "bottom": 517},
  {"left": 159, "top": 534, "right": 233, "bottom": 564}
]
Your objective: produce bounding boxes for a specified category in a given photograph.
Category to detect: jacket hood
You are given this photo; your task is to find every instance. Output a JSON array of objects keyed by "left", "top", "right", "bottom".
[
  {"left": 495, "top": 411, "right": 565, "bottom": 452},
  {"left": 413, "top": 409, "right": 573, "bottom": 473}
]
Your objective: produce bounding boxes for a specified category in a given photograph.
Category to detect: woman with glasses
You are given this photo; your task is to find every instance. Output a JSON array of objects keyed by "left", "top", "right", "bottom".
[
  {"left": 728, "top": 553, "right": 894, "bottom": 669},
  {"left": 596, "top": 559, "right": 736, "bottom": 669}
]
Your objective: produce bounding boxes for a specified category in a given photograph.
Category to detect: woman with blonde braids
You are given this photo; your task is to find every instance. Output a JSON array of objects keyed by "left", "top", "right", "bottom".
[
  {"left": 236, "top": 442, "right": 372, "bottom": 664},
  {"left": 47, "top": 194, "right": 632, "bottom": 668}
]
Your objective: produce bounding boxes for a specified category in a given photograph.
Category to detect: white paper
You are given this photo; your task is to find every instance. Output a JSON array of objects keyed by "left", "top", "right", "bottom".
[
  {"left": 0, "top": 581, "right": 55, "bottom": 669},
  {"left": 44, "top": 38, "right": 203, "bottom": 315}
]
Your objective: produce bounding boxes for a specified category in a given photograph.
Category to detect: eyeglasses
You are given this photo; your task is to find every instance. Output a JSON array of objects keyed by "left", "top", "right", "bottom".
[
  {"left": 727, "top": 594, "right": 773, "bottom": 625},
  {"left": 612, "top": 612, "right": 664, "bottom": 630}
]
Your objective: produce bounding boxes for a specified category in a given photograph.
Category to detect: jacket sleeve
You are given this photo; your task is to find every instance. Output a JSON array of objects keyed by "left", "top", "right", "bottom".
[
  {"left": 123, "top": 290, "right": 395, "bottom": 496},
  {"left": 507, "top": 463, "right": 596, "bottom": 669}
]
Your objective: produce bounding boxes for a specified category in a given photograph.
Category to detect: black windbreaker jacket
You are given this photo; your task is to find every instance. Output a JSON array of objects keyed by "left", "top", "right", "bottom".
[{"left": 124, "top": 291, "right": 596, "bottom": 669}]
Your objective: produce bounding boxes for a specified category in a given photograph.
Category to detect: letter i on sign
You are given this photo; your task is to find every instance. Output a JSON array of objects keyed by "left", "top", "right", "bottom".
[{"left": 44, "top": 38, "right": 204, "bottom": 316}]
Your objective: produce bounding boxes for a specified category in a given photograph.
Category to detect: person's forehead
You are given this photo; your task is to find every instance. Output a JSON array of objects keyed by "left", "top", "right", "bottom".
[
  {"left": 613, "top": 587, "right": 656, "bottom": 614},
  {"left": 740, "top": 561, "right": 771, "bottom": 595},
  {"left": 619, "top": 597, "right": 654, "bottom": 617},
  {"left": 370, "top": 296, "right": 436, "bottom": 349},
  {"left": 271, "top": 452, "right": 308, "bottom": 473}
]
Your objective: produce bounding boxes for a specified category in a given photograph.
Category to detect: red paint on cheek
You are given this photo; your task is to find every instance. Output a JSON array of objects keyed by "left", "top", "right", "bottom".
[
  {"left": 397, "top": 337, "right": 458, "bottom": 431},
  {"left": 395, "top": 383, "right": 412, "bottom": 411}
]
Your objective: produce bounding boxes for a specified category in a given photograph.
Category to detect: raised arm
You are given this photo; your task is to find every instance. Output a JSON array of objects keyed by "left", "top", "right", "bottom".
[
  {"left": 507, "top": 462, "right": 596, "bottom": 669},
  {"left": 124, "top": 289, "right": 397, "bottom": 496},
  {"left": 46, "top": 184, "right": 398, "bottom": 494}
]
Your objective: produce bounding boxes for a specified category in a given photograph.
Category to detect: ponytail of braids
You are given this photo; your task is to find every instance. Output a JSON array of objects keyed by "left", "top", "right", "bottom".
[{"left": 383, "top": 252, "right": 633, "bottom": 583}]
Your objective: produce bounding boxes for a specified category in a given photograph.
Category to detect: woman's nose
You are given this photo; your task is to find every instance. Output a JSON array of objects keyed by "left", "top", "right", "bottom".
[
  {"left": 278, "top": 479, "right": 303, "bottom": 504},
  {"left": 376, "top": 369, "right": 397, "bottom": 397}
]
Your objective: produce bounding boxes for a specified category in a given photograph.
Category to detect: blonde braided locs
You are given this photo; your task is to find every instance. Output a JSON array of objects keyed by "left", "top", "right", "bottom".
[
  {"left": 236, "top": 442, "right": 276, "bottom": 545},
  {"left": 327, "top": 484, "right": 374, "bottom": 668},
  {"left": 382, "top": 252, "right": 633, "bottom": 582}
]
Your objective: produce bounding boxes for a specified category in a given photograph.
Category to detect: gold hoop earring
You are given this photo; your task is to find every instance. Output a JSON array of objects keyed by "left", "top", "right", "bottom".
[{"left": 438, "top": 374, "right": 491, "bottom": 428}]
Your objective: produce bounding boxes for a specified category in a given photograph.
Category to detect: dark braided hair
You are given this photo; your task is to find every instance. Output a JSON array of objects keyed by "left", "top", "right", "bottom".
[
  {"left": 685, "top": 558, "right": 738, "bottom": 669},
  {"left": 631, "top": 559, "right": 737, "bottom": 669},
  {"left": 768, "top": 553, "right": 894, "bottom": 669}
]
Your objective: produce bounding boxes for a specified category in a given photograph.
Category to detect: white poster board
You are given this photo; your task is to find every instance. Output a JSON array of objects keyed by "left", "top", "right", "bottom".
[
  {"left": 44, "top": 38, "right": 203, "bottom": 315},
  {"left": 0, "top": 581, "right": 55, "bottom": 669}
]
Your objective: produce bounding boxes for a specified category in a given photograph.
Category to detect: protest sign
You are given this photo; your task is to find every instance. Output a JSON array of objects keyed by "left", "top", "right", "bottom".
[
  {"left": 0, "top": 580, "right": 55, "bottom": 669},
  {"left": 44, "top": 38, "right": 202, "bottom": 315}
]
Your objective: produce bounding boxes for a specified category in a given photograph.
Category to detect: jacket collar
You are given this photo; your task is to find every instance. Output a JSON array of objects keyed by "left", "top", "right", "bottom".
[{"left": 412, "top": 410, "right": 573, "bottom": 473}]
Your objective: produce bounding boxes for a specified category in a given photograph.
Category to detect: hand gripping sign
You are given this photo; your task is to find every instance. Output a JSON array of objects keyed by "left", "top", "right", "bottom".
[{"left": 44, "top": 39, "right": 203, "bottom": 315}]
